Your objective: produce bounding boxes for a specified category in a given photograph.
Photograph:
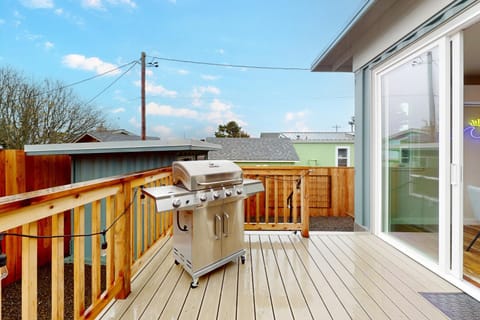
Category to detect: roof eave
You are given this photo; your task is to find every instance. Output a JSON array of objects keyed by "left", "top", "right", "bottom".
[{"left": 311, "top": 0, "right": 377, "bottom": 72}]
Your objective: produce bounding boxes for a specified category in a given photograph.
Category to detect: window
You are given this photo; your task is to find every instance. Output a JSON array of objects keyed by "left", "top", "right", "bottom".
[{"left": 336, "top": 147, "right": 349, "bottom": 167}]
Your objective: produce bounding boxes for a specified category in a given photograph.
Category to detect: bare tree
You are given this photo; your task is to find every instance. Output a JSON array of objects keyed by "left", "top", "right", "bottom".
[{"left": 0, "top": 67, "right": 106, "bottom": 149}]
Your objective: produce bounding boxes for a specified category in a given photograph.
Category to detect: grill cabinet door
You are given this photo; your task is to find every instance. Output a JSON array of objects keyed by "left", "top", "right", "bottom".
[{"left": 221, "top": 200, "right": 245, "bottom": 257}]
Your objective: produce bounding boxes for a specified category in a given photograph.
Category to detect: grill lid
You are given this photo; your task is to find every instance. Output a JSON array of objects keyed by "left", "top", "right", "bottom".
[{"left": 173, "top": 160, "right": 243, "bottom": 191}]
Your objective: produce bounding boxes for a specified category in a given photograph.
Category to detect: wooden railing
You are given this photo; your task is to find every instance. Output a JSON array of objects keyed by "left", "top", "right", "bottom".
[
  {"left": 242, "top": 166, "right": 354, "bottom": 237},
  {"left": 0, "top": 168, "right": 173, "bottom": 320},
  {"left": 0, "top": 165, "right": 353, "bottom": 319}
]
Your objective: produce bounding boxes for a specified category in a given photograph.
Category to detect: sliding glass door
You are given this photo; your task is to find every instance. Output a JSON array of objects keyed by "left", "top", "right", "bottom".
[{"left": 380, "top": 46, "right": 440, "bottom": 263}]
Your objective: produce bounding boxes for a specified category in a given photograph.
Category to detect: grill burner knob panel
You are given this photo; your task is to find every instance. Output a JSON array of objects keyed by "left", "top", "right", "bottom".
[
  {"left": 212, "top": 191, "right": 220, "bottom": 199},
  {"left": 236, "top": 188, "right": 243, "bottom": 195},
  {"left": 172, "top": 198, "right": 182, "bottom": 208},
  {"left": 199, "top": 193, "right": 207, "bottom": 202},
  {"left": 225, "top": 190, "right": 232, "bottom": 197}
]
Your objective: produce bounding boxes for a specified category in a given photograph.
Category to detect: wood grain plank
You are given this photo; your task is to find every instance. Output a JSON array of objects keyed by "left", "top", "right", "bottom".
[
  {"left": 197, "top": 267, "right": 224, "bottom": 320},
  {"left": 338, "top": 235, "right": 448, "bottom": 320},
  {"left": 320, "top": 236, "right": 409, "bottom": 319},
  {"left": 259, "top": 235, "right": 293, "bottom": 320},
  {"left": 279, "top": 236, "right": 333, "bottom": 320},
  {"left": 236, "top": 235, "right": 255, "bottom": 320},
  {"left": 269, "top": 235, "right": 314, "bottom": 320},
  {"left": 299, "top": 236, "right": 371, "bottom": 320},
  {"left": 249, "top": 235, "right": 275, "bottom": 320},
  {"left": 357, "top": 234, "right": 460, "bottom": 292},
  {"left": 217, "top": 262, "right": 239, "bottom": 320}
]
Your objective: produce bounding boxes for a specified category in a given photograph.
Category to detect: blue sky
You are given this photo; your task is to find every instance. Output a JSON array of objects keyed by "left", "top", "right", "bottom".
[{"left": 0, "top": 0, "right": 364, "bottom": 139}]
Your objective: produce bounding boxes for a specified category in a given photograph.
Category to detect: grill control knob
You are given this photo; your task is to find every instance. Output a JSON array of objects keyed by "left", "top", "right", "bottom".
[
  {"left": 225, "top": 190, "right": 232, "bottom": 197},
  {"left": 172, "top": 199, "right": 181, "bottom": 208},
  {"left": 199, "top": 193, "right": 207, "bottom": 202},
  {"left": 212, "top": 191, "right": 220, "bottom": 199},
  {"left": 236, "top": 188, "right": 243, "bottom": 195}
]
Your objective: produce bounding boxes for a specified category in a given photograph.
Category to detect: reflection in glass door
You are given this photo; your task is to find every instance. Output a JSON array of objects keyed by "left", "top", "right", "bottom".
[{"left": 380, "top": 47, "right": 440, "bottom": 263}]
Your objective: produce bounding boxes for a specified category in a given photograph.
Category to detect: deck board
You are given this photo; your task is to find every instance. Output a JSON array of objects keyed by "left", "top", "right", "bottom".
[{"left": 97, "top": 232, "right": 461, "bottom": 320}]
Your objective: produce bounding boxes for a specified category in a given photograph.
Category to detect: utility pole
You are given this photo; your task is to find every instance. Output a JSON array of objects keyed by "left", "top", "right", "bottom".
[{"left": 141, "top": 51, "right": 146, "bottom": 140}]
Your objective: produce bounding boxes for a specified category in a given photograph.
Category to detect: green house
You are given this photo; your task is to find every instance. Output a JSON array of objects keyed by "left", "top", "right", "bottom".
[{"left": 261, "top": 132, "right": 355, "bottom": 167}]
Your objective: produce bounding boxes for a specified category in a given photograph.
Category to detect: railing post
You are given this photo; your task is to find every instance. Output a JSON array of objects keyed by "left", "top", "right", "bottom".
[
  {"left": 115, "top": 182, "right": 132, "bottom": 299},
  {"left": 301, "top": 170, "right": 310, "bottom": 238},
  {"left": 21, "top": 222, "right": 37, "bottom": 320}
]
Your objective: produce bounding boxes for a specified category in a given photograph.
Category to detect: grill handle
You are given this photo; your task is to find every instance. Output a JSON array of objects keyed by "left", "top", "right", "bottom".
[
  {"left": 223, "top": 212, "right": 230, "bottom": 237},
  {"left": 214, "top": 214, "right": 222, "bottom": 240},
  {"left": 196, "top": 178, "right": 243, "bottom": 187}
]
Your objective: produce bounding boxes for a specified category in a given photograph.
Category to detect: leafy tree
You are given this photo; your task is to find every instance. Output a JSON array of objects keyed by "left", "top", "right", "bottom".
[
  {"left": 0, "top": 67, "right": 106, "bottom": 149},
  {"left": 215, "top": 121, "right": 249, "bottom": 138}
]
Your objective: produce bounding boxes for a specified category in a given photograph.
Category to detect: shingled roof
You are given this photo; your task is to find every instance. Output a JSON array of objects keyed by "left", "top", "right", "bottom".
[
  {"left": 205, "top": 137, "right": 299, "bottom": 162},
  {"left": 74, "top": 129, "right": 159, "bottom": 143}
]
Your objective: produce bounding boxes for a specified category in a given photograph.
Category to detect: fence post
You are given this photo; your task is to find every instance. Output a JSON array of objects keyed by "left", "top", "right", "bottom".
[
  {"left": 301, "top": 169, "right": 310, "bottom": 238},
  {"left": 115, "top": 182, "right": 132, "bottom": 299}
]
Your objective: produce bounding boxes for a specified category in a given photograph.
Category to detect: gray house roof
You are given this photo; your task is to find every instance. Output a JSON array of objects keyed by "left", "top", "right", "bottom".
[
  {"left": 205, "top": 137, "right": 299, "bottom": 162},
  {"left": 74, "top": 129, "right": 159, "bottom": 142},
  {"left": 261, "top": 132, "right": 354, "bottom": 143}
]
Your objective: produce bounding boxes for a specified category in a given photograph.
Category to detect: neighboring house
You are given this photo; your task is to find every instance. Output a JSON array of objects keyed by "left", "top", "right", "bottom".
[
  {"left": 312, "top": 0, "right": 480, "bottom": 300},
  {"left": 261, "top": 132, "right": 354, "bottom": 167},
  {"left": 74, "top": 129, "right": 159, "bottom": 143},
  {"left": 205, "top": 137, "right": 299, "bottom": 166}
]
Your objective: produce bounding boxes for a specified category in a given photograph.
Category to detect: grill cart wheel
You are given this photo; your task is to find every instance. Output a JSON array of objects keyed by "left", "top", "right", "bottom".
[
  {"left": 191, "top": 279, "right": 199, "bottom": 288},
  {"left": 241, "top": 255, "right": 246, "bottom": 264},
  {"left": 174, "top": 260, "right": 180, "bottom": 265}
]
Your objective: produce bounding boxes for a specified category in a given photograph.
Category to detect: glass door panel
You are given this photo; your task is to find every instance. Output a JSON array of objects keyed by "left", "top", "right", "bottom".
[{"left": 381, "top": 47, "right": 440, "bottom": 263}]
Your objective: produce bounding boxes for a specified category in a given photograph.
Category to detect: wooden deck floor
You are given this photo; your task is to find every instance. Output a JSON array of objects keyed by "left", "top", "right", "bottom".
[{"left": 97, "top": 232, "right": 460, "bottom": 320}]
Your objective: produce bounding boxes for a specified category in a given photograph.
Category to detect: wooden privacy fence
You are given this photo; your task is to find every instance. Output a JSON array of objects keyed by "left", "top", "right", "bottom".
[{"left": 0, "top": 150, "right": 71, "bottom": 286}]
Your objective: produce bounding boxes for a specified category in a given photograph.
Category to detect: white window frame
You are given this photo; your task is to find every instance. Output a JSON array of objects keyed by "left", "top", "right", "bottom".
[{"left": 335, "top": 146, "right": 350, "bottom": 167}]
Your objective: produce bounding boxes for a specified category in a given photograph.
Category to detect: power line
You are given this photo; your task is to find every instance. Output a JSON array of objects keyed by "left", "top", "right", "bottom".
[
  {"left": 39, "top": 60, "right": 138, "bottom": 98},
  {"left": 85, "top": 61, "right": 137, "bottom": 106},
  {"left": 148, "top": 55, "right": 310, "bottom": 71}
]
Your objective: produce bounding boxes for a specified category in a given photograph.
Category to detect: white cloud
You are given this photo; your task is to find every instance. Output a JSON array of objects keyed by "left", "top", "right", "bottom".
[
  {"left": 205, "top": 99, "right": 246, "bottom": 126},
  {"left": 285, "top": 111, "right": 307, "bottom": 121},
  {"left": 201, "top": 74, "right": 220, "bottom": 81},
  {"left": 133, "top": 80, "right": 177, "bottom": 98},
  {"left": 112, "top": 107, "right": 125, "bottom": 113},
  {"left": 62, "top": 54, "right": 120, "bottom": 75},
  {"left": 146, "top": 102, "right": 198, "bottom": 118},
  {"left": 129, "top": 117, "right": 139, "bottom": 128},
  {"left": 54, "top": 8, "right": 84, "bottom": 25},
  {"left": 285, "top": 110, "right": 310, "bottom": 131},
  {"left": 44, "top": 41, "right": 54, "bottom": 50},
  {"left": 152, "top": 125, "right": 172, "bottom": 136},
  {"left": 82, "top": 0, "right": 137, "bottom": 10},
  {"left": 192, "top": 85, "right": 221, "bottom": 106},
  {"left": 178, "top": 69, "right": 189, "bottom": 75},
  {"left": 20, "top": 0, "right": 54, "bottom": 9},
  {"left": 107, "top": 0, "right": 137, "bottom": 8}
]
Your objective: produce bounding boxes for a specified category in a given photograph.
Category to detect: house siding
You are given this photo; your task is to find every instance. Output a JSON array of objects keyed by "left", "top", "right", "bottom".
[{"left": 292, "top": 142, "right": 354, "bottom": 167}]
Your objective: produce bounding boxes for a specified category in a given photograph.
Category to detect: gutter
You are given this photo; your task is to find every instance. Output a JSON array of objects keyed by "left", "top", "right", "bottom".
[{"left": 310, "top": 0, "right": 376, "bottom": 71}]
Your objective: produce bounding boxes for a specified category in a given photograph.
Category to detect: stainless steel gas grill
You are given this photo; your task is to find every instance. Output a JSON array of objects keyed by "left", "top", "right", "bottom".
[{"left": 142, "top": 160, "right": 264, "bottom": 288}]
